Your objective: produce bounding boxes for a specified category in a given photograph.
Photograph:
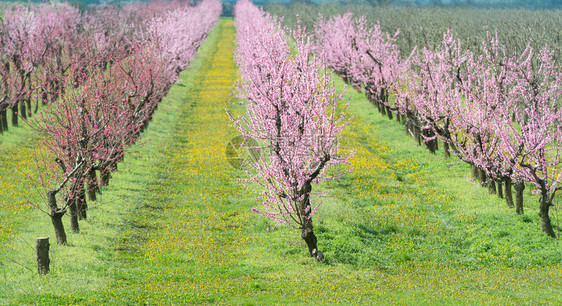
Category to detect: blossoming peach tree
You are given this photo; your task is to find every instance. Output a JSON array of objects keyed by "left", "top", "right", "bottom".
[{"left": 231, "top": 0, "right": 352, "bottom": 261}]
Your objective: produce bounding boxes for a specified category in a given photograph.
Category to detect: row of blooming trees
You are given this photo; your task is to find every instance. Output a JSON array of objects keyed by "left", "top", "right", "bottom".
[
  {"left": 231, "top": 0, "right": 352, "bottom": 261},
  {"left": 0, "top": 2, "right": 131, "bottom": 132},
  {"left": 20, "top": 0, "right": 222, "bottom": 245},
  {"left": 0, "top": 1, "right": 216, "bottom": 133},
  {"left": 315, "top": 13, "right": 562, "bottom": 238}
]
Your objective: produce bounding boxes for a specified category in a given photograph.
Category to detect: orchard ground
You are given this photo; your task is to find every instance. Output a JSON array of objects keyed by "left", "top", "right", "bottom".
[{"left": 0, "top": 18, "right": 561, "bottom": 304}]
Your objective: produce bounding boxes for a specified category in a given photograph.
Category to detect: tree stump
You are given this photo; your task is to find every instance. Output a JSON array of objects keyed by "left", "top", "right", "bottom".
[{"left": 36, "top": 237, "right": 50, "bottom": 275}]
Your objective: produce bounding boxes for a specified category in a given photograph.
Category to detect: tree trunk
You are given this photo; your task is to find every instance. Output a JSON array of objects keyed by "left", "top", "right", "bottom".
[
  {"left": 36, "top": 237, "right": 50, "bottom": 275},
  {"left": 87, "top": 169, "right": 98, "bottom": 201},
  {"left": 47, "top": 191, "right": 67, "bottom": 244},
  {"left": 505, "top": 177, "right": 514, "bottom": 208},
  {"left": 405, "top": 116, "right": 412, "bottom": 136},
  {"left": 300, "top": 183, "right": 323, "bottom": 261},
  {"left": 488, "top": 179, "right": 497, "bottom": 194},
  {"left": 100, "top": 164, "right": 111, "bottom": 186},
  {"left": 1, "top": 108, "right": 8, "bottom": 131},
  {"left": 497, "top": 179, "right": 503, "bottom": 198},
  {"left": 11, "top": 105, "right": 18, "bottom": 126},
  {"left": 77, "top": 180, "right": 87, "bottom": 220},
  {"left": 443, "top": 141, "right": 450, "bottom": 158},
  {"left": 68, "top": 199, "right": 79, "bottom": 233},
  {"left": 515, "top": 182, "right": 524, "bottom": 214},
  {"left": 396, "top": 113, "right": 401, "bottom": 123},
  {"left": 471, "top": 164, "right": 479, "bottom": 180},
  {"left": 415, "top": 125, "right": 422, "bottom": 146},
  {"left": 423, "top": 130, "right": 436, "bottom": 153},
  {"left": 50, "top": 211, "right": 67, "bottom": 245},
  {"left": 19, "top": 100, "right": 27, "bottom": 120},
  {"left": 539, "top": 193, "right": 556, "bottom": 238},
  {"left": 26, "top": 98, "right": 32, "bottom": 117},
  {"left": 380, "top": 103, "right": 387, "bottom": 117},
  {"left": 427, "top": 140, "right": 436, "bottom": 154},
  {"left": 478, "top": 168, "right": 487, "bottom": 187},
  {"left": 449, "top": 142, "right": 458, "bottom": 155},
  {"left": 302, "top": 225, "right": 320, "bottom": 260},
  {"left": 386, "top": 106, "right": 393, "bottom": 120}
]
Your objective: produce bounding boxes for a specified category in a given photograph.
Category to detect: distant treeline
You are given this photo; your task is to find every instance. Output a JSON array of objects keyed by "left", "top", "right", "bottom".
[
  {"left": 267, "top": 2, "right": 562, "bottom": 63},
  {"left": 5, "top": 0, "right": 562, "bottom": 10},
  {"left": 267, "top": 0, "right": 561, "bottom": 9}
]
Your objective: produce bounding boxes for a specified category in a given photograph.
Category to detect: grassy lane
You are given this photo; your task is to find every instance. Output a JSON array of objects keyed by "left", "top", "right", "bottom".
[
  {"left": 0, "top": 127, "right": 41, "bottom": 245},
  {"left": 0, "top": 96, "right": 51, "bottom": 294},
  {"left": 2, "top": 18, "right": 560, "bottom": 304},
  {"left": 98, "top": 18, "right": 257, "bottom": 303}
]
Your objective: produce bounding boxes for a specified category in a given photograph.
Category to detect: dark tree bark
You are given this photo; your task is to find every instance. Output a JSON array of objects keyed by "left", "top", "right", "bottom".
[
  {"left": 405, "top": 115, "right": 413, "bottom": 136},
  {"left": 302, "top": 224, "right": 319, "bottom": 257},
  {"left": 19, "top": 100, "right": 26, "bottom": 120},
  {"left": 0, "top": 108, "right": 7, "bottom": 131},
  {"left": 25, "top": 98, "right": 32, "bottom": 118},
  {"left": 36, "top": 237, "right": 50, "bottom": 275},
  {"left": 423, "top": 129, "right": 438, "bottom": 153},
  {"left": 386, "top": 106, "right": 393, "bottom": 120},
  {"left": 100, "top": 164, "right": 111, "bottom": 186},
  {"left": 488, "top": 179, "right": 497, "bottom": 194},
  {"left": 50, "top": 210, "right": 66, "bottom": 245},
  {"left": 478, "top": 168, "right": 487, "bottom": 187},
  {"left": 77, "top": 180, "right": 87, "bottom": 220},
  {"left": 539, "top": 193, "right": 556, "bottom": 238},
  {"left": 443, "top": 141, "right": 450, "bottom": 158},
  {"left": 68, "top": 199, "right": 79, "bottom": 233},
  {"left": 300, "top": 183, "right": 323, "bottom": 261},
  {"left": 396, "top": 112, "right": 401, "bottom": 123},
  {"left": 87, "top": 169, "right": 98, "bottom": 201},
  {"left": 426, "top": 139, "right": 436, "bottom": 154},
  {"left": 497, "top": 179, "right": 503, "bottom": 198},
  {"left": 505, "top": 177, "right": 514, "bottom": 208},
  {"left": 471, "top": 164, "right": 479, "bottom": 180},
  {"left": 414, "top": 124, "right": 422, "bottom": 146},
  {"left": 11, "top": 105, "right": 18, "bottom": 126},
  {"left": 515, "top": 182, "right": 525, "bottom": 214},
  {"left": 47, "top": 191, "right": 67, "bottom": 244}
]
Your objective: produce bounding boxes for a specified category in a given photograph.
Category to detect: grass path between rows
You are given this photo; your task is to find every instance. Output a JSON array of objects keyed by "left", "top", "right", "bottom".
[{"left": 1, "top": 18, "right": 561, "bottom": 304}]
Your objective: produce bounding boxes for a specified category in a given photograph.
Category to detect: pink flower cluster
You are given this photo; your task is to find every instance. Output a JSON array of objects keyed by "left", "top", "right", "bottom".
[{"left": 231, "top": 0, "right": 352, "bottom": 233}]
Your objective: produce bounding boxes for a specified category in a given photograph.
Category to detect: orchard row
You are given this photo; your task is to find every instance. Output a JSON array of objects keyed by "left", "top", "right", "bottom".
[
  {"left": 0, "top": 1, "right": 184, "bottom": 131},
  {"left": 231, "top": 0, "right": 352, "bottom": 261},
  {"left": 1, "top": 0, "right": 222, "bottom": 245},
  {"left": 314, "top": 13, "right": 561, "bottom": 238}
]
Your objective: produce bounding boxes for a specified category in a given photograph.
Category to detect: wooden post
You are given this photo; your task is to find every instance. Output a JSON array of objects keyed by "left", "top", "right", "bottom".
[{"left": 36, "top": 237, "right": 50, "bottom": 275}]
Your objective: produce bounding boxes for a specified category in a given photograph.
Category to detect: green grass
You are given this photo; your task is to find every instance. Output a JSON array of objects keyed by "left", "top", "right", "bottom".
[{"left": 0, "top": 18, "right": 561, "bottom": 304}]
